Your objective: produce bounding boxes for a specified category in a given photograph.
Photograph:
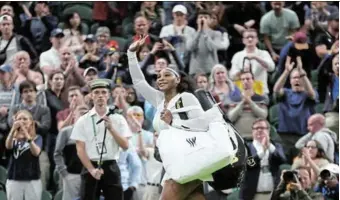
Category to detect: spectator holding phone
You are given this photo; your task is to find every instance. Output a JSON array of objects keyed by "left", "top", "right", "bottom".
[{"left": 315, "top": 163, "right": 339, "bottom": 200}]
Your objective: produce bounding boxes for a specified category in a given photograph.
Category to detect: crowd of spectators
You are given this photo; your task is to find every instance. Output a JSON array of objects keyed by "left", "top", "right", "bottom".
[{"left": 0, "top": 1, "right": 338, "bottom": 200}]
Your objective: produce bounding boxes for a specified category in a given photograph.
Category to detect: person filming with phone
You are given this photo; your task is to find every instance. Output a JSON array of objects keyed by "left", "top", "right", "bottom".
[
  {"left": 271, "top": 167, "right": 324, "bottom": 200},
  {"left": 315, "top": 163, "right": 339, "bottom": 200}
]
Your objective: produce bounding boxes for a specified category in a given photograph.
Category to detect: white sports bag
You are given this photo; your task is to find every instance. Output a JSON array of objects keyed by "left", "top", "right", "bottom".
[{"left": 157, "top": 105, "right": 238, "bottom": 184}]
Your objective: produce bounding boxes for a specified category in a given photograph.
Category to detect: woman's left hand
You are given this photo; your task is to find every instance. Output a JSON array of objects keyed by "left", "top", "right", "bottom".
[
  {"left": 20, "top": 124, "right": 31, "bottom": 140},
  {"left": 160, "top": 109, "right": 173, "bottom": 125}
]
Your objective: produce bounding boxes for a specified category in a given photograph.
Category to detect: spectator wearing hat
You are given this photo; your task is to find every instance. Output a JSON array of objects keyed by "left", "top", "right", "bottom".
[
  {"left": 159, "top": 4, "right": 196, "bottom": 64},
  {"left": 260, "top": 2, "right": 300, "bottom": 62},
  {"left": 315, "top": 163, "right": 339, "bottom": 200},
  {"left": 0, "top": 14, "right": 38, "bottom": 67},
  {"left": 187, "top": 10, "right": 229, "bottom": 76},
  {"left": 230, "top": 28, "right": 275, "bottom": 95},
  {"left": 20, "top": 1, "right": 58, "bottom": 54},
  {"left": 79, "top": 34, "right": 106, "bottom": 71},
  {"left": 39, "top": 28, "right": 65, "bottom": 76},
  {"left": 314, "top": 12, "right": 339, "bottom": 60},
  {"left": 71, "top": 78, "right": 130, "bottom": 200}
]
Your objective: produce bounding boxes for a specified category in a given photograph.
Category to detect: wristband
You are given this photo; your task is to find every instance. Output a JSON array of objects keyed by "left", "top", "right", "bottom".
[{"left": 27, "top": 138, "right": 32, "bottom": 143}]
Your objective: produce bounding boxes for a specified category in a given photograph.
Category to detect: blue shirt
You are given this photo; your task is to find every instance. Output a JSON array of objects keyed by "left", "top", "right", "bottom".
[
  {"left": 332, "top": 75, "right": 339, "bottom": 101},
  {"left": 7, "top": 135, "right": 43, "bottom": 180},
  {"left": 277, "top": 88, "right": 318, "bottom": 135},
  {"left": 315, "top": 183, "right": 339, "bottom": 200},
  {"left": 117, "top": 144, "right": 142, "bottom": 191}
]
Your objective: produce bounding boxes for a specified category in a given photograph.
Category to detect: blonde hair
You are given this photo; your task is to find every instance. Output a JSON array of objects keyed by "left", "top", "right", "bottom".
[{"left": 12, "top": 110, "right": 36, "bottom": 138}]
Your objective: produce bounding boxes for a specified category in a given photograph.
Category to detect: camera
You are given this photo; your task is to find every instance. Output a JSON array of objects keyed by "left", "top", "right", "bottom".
[
  {"left": 320, "top": 169, "right": 338, "bottom": 181},
  {"left": 283, "top": 170, "right": 299, "bottom": 183}
]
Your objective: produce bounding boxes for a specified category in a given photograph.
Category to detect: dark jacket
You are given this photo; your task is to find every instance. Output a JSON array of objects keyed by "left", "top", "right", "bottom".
[
  {"left": 14, "top": 34, "right": 39, "bottom": 68},
  {"left": 240, "top": 140, "right": 287, "bottom": 200}
]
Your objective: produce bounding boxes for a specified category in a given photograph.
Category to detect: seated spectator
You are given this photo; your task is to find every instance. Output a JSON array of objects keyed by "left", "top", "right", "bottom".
[
  {"left": 0, "top": 64, "right": 19, "bottom": 112},
  {"left": 62, "top": 12, "right": 85, "bottom": 56},
  {"left": 229, "top": 28, "right": 275, "bottom": 94},
  {"left": 78, "top": 34, "right": 106, "bottom": 71},
  {"left": 56, "top": 86, "right": 84, "bottom": 131},
  {"left": 187, "top": 10, "right": 229, "bottom": 76},
  {"left": 273, "top": 61, "right": 318, "bottom": 163},
  {"left": 295, "top": 114, "right": 337, "bottom": 162},
  {"left": 13, "top": 51, "right": 43, "bottom": 87},
  {"left": 323, "top": 54, "right": 339, "bottom": 134},
  {"left": 137, "top": 1, "right": 165, "bottom": 36},
  {"left": 227, "top": 71, "right": 268, "bottom": 139},
  {"left": 159, "top": 4, "right": 196, "bottom": 63},
  {"left": 315, "top": 163, "right": 339, "bottom": 200},
  {"left": 240, "top": 118, "right": 286, "bottom": 200},
  {"left": 95, "top": 26, "right": 111, "bottom": 54},
  {"left": 5, "top": 110, "right": 43, "bottom": 200},
  {"left": 260, "top": 2, "right": 300, "bottom": 62},
  {"left": 292, "top": 140, "right": 330, "bottom": 185},
  {"left": 7, "top": 80, "right": 51, "bottom": 189},
  {"left": 125, "top": 86, "right": 144, "bottom": 108},
  {"left": 39, "top": 28, "right": 64, "bottom": 75},
  {"left": 20, "top": 1, "right": 58, "bottom": 54},
  {"left": 271, "top": 167, "right": 324, "bottom": 200},
  {"left": 209, "top": 64, "right": 241, "bottom": 112},
  {"left": 0, "top": 14, "right": 38, "bottom": 66},
  {"left": 54, "top": 105, "right": 88, "bottom": 200},
  {"left": 118, "top": 141, "right": 142, "bottom": 200},
  {"left": 195, "top": 72, "right": 209, "bottom": 91}
]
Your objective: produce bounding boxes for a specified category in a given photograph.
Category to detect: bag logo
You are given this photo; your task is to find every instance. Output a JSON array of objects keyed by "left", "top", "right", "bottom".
[
  {"left": 186, "top": 137, "right": 196, "bottom": 147},
  {"left": 247, "top": 156, "right": 256, "bottom": 167}
]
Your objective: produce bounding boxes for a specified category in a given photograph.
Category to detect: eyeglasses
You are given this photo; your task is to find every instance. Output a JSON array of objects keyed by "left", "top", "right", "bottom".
[
  {"left": 252, "top": 127, "right": 268, "bottom": 131},
  {"left": 306, "top": 146, "right": 317, "bottom": 149}
]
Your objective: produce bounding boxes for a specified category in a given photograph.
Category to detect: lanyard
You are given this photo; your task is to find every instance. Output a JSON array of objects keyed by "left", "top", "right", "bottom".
[{"left": 91, "top": 116, "right": 98, "bottom": 140}]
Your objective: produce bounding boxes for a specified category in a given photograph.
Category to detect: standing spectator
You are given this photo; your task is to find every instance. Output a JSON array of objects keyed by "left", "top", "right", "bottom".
[
  {"left": 0, "top": 14, "right": 38, "bottom": 66},
  {"left": 273, "top": 61, "right": 318, "bottom": 163},
  {"left": 62, "top": 12, "right": 86, "bottom": 57},
  {"left": 20, "top": 1, "right": 58, "bottom": 54},
  {"left": 159, "top": 4, "right": 196, "bottom": 63},
  {"left": 129, "top": 15, "right": 159, "bottom": 46},
  {"left": 230, "top": 28, "right": 275, "bottom": 94},
  {"left": 7, "top": 80, "right": 51, "bottom": 190},
  {"left": 240, "top": 118, "right": 286, "bottom": 200},
  {"left": 138, "top": 1, "right": 165, "bottom": 36},
  {"left": 187, "top": 10, "right": 229, "bottom": 76},
  {"left": 39, "top": 28, "right": 64, "bottom": 75},
  {"left": 56, "top": 86, "right": 84, "bottom": 131},
  {"left": 260, "top": 2, "right": 300, "bottom": 62},
  {"left": 54, "top": 105, "right": 89, "bottom": 200},
  {"left": 5, "top": 110, "right": 43, "bottom": 200},
  {"left": 227, "top": 71, "right": 269, "bottom": 139},
  {"left": 295, "top": 114, "right": 337, "bottom": 162}
]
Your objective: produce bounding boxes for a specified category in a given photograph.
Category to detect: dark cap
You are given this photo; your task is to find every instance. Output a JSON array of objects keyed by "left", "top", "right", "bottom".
[
  {"left": 328, "top": 12, "right": 339, "bottom": 21},
  {"left": 83, "top": 67, "right": 98, "bottom": 76},
  {"left": 50, "top": 28, "right": 64, "bottom": 38},
  {"left": 84, "top": 34, "right": 97, "bottom": 43},
  {"left": 0, "top": 64, "right": 12, "bottom": 73},
  {"left": 89, "top": 79, "right": 111, "bottom": 90}
]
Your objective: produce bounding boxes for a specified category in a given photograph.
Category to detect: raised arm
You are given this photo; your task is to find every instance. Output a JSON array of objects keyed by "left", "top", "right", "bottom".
[{"left": 127, "top": 38, "right": 164, "bottom": 107}]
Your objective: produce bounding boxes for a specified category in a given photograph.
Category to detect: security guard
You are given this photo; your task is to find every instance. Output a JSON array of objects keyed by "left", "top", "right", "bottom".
[{"left": 71, "top": 79, "right": 131, "bottom": 200}]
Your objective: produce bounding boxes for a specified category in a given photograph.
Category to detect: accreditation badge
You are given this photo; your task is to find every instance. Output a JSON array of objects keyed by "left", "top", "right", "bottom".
[{"left": 96, "top": 142, "right": 107, "bottom": 155}]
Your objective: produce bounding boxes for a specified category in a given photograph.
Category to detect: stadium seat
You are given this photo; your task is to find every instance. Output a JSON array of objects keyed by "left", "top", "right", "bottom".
[
  {"left": 110, "top": 36, "right": 128, "bottom": 52},
  {"left": 62, "top": 5, "right": 93, "bottom": 26},
  {"left": 90, "top": 23, "right": 100, "bottom": 35},
  {"left": 54, "top": 190, "right": 63, "bottom": 200},
  {"left": 269, "top": 104, "right": 279, "bottom": 128},
  {"left": 42, "top": 190, "right": 52, "bottom": 200},
  {"left": 311, "top": 69, "right": 319, "bottom": 88},
  {"left": 57, "top": 22, "right": 89, "bottom": 35},
  {"left": 53, "top": 170, "right": 60, "bottom": 189},
  {"left": 315, "top": 103, "right": 324, "bottom": 114},
  {"left": 0, "top": 190, "right": 6, "bottom": 200},
  {"left": 279, "top": 164, "right": 292, "bottom": 171},
  {"left": 0, "top": 166, "right": 7, "bottom": 185},
  {"left": 226, "top": 189, "right": 240, "bottom": 200},
  {"left": 270, "top": 125, "right": 282, "bottom": 143},
  {"left": 62, "top": 2, "right": 93, "bottom": 9}
]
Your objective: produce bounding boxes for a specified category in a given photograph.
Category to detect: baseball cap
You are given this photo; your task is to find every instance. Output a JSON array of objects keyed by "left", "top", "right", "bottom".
[
  {"left": 328, "top": 12, "right": 339, "bottom": 21},
  {"left": 83, "top": 67, "right": 98, "bottom": 76},
  {"left": 294, "top": 31, "right": 309, "bottom": 50},
  {"left": 172, "top": 5, "right": 187, "bottom": 15},
  {"left": 320, "top": 163, "right": 339, "bottom": 175},
  {"left": 84, "top": 34, "right": 97, "bottom": 43},
  {"left": 50, "top": 28, "right": 64, "bottom": 38},
  {"left": 0, "top": 64, "right": 12, "bottom": 73},
  {"left": 0, "top": 14, "right": 12, "bottom": 23}
]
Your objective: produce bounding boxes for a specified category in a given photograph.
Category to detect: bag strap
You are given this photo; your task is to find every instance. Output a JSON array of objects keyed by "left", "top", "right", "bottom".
[
  {"left": 170, "top": 105, "right": 202, "bottom": 114},
  {"left": 0, "top": 35, "right": 14, "bottom": 53}
]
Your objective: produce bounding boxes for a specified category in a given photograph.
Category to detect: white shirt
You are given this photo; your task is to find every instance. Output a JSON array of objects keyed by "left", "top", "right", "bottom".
[
  {"left": 70, "top": 107, "right": 132, "bottom": 161},
  {"left": 230, "top": 48, "right": 275, "bottom": 94},
  {"left": 252, "top": 140, "right": 275, "bottom": 192},
  {"left": 159, "top": 24, "right": 196, "bottom": 39},
  {"left": 39, "top": 47, "right": 61, "bottom": 70},
  {"left": 145, "top": 148, "right": 163, "bottom": 184},
  {"left": 0, "top": 38, "right": 17, "bottom": 65}
]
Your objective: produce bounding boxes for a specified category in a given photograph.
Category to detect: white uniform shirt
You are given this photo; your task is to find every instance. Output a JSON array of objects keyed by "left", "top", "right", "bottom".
[
  {"left": 145, "top": 148, "right": 163, "bottom": 184},
  {"left": 70, "top": 107, "right": 132, "bottom": 161}
]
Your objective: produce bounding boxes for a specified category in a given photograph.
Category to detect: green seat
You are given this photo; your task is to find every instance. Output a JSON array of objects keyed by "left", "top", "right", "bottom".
[
  {"left": 53, "top": 170, "right": 60, "bottom": 189},
  {"left": 62, "top": 2, "right": 93, "bottom": 9},
  {"left": 280, "top": 164, "right": 292, "bottom": 171},
  {"left": 90, "top": 23, "right": 100, "bottom": 35},
  {"left": 110, "top": 36, "right": 128, "bottom": 52},
  {"left": 0, "top": 166, "right": 7, "bottom": 185},
  {"left": 63, "top": 5, "right": 93, "bottom": 26},
  {"left": 58, "top": 22, "right": 89, "bottom": 35},
  {"left": 54, "top": 190, "right": 63, "bottom": 200},
  {"left": 311, "top": 69, "right": 319, "bottom": 88},
  {"left": 226, "top": 189, "right": 240, "bottom": 200},
  {"left": 0, "top": 190, "right": 6, "bottom": 200},
  {"left": 42, "top": 190, "right": 52, "bottom": 200},
  {"left": 269, "top": 104, "right": 279, "bottom": 128},
  {"left": 315, "top": 103, "right": 324, "bottom": 114},
  {"left": 270, "top": 125, "right": 282, "bottom": 143}
]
